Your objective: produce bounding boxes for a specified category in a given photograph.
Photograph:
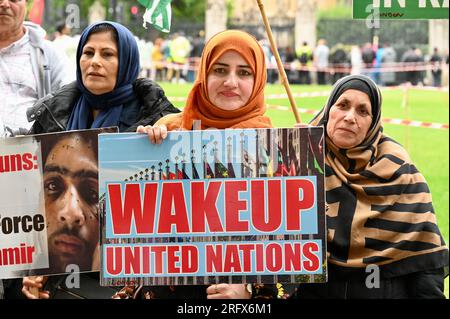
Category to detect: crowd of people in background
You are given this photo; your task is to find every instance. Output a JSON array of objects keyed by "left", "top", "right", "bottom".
[
  {"left": 276, "top": 39, "right": 449, "bottom": 88},
  {"left": 46, "top": 23, "right": 450, "bottom": 89}
]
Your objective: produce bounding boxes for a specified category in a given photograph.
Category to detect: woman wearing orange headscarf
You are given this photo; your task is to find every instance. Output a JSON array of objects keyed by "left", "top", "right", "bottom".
[
  {"left": 134, "top": 30, "right": 282, "bottom": 299},
  {"left": 139, "top": 29, "right": 272, "bottom": 143}
]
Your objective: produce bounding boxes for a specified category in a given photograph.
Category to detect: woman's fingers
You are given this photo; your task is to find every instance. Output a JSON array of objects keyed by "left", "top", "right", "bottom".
[
  {"left": 23, "top": 276, "right": 43, "bottom": 288},
  {"left": 22, "top": 276, "right": 50, "bottom": 299},
  {"left": 136, "top": 125, "right": 168, "bottom": 144},
  {"left": 136, "top": 125, "right": 146, "bottom": 133},
  {"left": 160, "top": 124, "right": 168, "bottom": 141},
  {"left": 206, "top": 283, "right": 249, "bottom": 299},
  {"left": 152, "top": 125, "right": 162, "bottom": 144}
]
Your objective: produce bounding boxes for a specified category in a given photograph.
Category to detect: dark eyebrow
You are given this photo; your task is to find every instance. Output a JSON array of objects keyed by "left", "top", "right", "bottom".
[
  {"left": 337, "top": 97, "right": 369, "bottom": 108},
  {"left": 44, "top": 164, "right": 98, "bottom": 179},
  {"left": 213, "top": 62, "right": 252, "bottom": 69},
  {"left": 337, "top": 97, "right": 350, "bottom": 104},
  {"left": 358, "top": 103, "right": 370, "bottom": 109},
  {"left": 83, "top": 45, "right": 117, "bottom": 52}
]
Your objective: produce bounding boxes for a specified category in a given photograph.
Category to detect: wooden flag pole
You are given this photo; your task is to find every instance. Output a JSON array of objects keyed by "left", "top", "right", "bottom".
[{"left": 256, "top": 0, "right": 302, "bottom": 123}]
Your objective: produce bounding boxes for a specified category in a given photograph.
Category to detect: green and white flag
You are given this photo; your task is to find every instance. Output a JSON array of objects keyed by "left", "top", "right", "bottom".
[{"left": 138, "top": 0, "right": 172, "bottom": 33}]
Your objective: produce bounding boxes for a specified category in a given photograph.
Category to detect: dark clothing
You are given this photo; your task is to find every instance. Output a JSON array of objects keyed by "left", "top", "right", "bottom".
[
  {"left": 27, "top": 78, "right": 179, "bottom": 134},
  {"left": 297, "top": 46, "right": 313, "bottom": 84},
  {"left": 402, "top": 50, "right": 422, "bottom": 85},
  {"left": 330, "top": 48, "right": 348, "bottom": 84},
  {"left": 430, "top": 53, "right": 443, "bottom": 87},
  {"left": 362, "top": 47, "right": 375, "bottom": 65},
  {"left": 293, "top": 266, "right": 446, "bottom": 299},
  {"left": 317, "top": 72, "right": 327, "bottom": 85}
]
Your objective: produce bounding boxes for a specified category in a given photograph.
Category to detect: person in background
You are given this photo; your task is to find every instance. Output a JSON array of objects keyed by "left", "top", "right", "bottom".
[
  {"left": 380, "top": 43, "right": 397, "bottom": 86},
  {"left": 293, "top": 74, "right": 448, "bottom": 299},
  {"left": 314, "top": 39, "right": 329, "bottom": 85},
  {"left": 350, "top": 45, "right": 363, "bottom": 76},
  {"left": 151, "top": 37, "right": 165, "bottom": 82},
  {"left": 167, "top": 32, "right": 191, "bottom": 83},
  {"left": 329, "top": 43, "right": 348, "bottom": 84},
  {"left": 188, "top": 30, "right": 205, "bottom": 82},
  {"left": 373, "top": 44, "right": 384, "bottom": 85},
  {"left": 402, "top": 46, "right": 421, "bottom": 86},
  {"left": 0, "top": 0, "right": 70, "bottom": 135},
  {"left": 361, "top": 42, "right": 376, "bottom": 81},
  {"left": 260, "top": 38, "right": 277, "bottom": 84},
  {"left": 296, "top": 41, "right": 313, "bottom": 85},
  {"left": 53, "top": 22, "right": 70, "bottom": 40},
  {"left": 0, "top": 0, "right": 70, "bottom": 297},
  {"left": 429, "top": 47, "right": 443, "bottom": 88},
  {"left": 415, "top": 48, "right": 425, "bottom": 86},
  {"left": 52, "top": 22, "right": 77, "bottom": 80},
  {"left": 283, "top": 45, "right": 297, "bottom": 83}
]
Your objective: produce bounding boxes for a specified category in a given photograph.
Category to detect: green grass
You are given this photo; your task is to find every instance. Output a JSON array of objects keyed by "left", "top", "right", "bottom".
[{"left": 160, "top": 82, "right": 449, "bottom": 298}]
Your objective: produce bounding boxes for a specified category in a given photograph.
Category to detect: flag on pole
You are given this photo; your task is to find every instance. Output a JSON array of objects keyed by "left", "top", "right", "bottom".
[{"left": 138, "top": 0, "right": 172, "bottom": 33}]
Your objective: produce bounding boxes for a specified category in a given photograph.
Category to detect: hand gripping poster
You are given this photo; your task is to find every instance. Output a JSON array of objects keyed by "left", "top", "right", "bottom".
[
  {"left": 99, "top": 127, "right": 326, "bottom": 286},
  {"left": 0, "top": 127, "right": 116, "bottom": 279}
]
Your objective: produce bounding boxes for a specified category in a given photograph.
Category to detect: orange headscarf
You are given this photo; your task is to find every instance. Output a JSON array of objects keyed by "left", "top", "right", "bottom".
[{"left": 157, "top": 30, "right": 272, "bottom": 130}]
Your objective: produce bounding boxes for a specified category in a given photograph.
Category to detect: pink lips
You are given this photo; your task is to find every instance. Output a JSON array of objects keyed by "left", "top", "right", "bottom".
[
  {"left": 220, "top": 91, "right": 239, "bottom": 98},
  {"left": 87, "top": 72, "right": 104, "bottom": 77},
  {"left": 53, "top": 234, "right": 83, "bottom": 255}
]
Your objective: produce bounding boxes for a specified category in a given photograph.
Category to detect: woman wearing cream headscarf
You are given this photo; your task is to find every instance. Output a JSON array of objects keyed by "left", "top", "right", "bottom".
[{"left": 294, "top": 74, "right": 448, "bottom": 298}]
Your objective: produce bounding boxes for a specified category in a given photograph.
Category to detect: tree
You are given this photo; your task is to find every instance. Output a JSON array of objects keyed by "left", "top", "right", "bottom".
[{"left": 171, "top": 0, "right": 206, "bottom": 23}]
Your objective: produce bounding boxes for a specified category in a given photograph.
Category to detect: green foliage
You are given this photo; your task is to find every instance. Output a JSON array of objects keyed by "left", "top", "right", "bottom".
[
  {"left": 317, "top": 4, "right": 352, "bottom": 19},
  {"left": 226, "top": 0, "right": 234, "bottom": 23},
  {"left": 26, "top": 0, "right": 34, "bottom": 12},
  {"left": 171, "top": 0, "right": 206, "bottom": 23}
]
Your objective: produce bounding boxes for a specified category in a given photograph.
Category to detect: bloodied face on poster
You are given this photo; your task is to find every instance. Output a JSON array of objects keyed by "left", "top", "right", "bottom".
[
  {"left": 40, "top": 131, "right": 100, "bottom": 274},
  {"left": 0, "top": 128, "right": 116, "bottom": 279}
]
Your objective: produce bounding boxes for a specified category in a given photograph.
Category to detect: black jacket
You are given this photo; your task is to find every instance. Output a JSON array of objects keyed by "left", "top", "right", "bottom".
[{"left": 27, "top": 78, "right": 180, "bottom": 134}]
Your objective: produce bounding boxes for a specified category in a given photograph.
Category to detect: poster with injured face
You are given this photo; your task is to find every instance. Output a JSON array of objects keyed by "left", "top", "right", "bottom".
[{"left": 0, "top": 127, "right": 117, "bottom": 279}]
